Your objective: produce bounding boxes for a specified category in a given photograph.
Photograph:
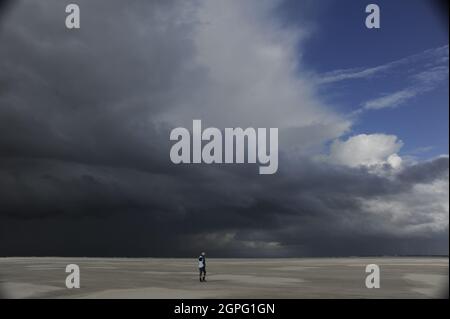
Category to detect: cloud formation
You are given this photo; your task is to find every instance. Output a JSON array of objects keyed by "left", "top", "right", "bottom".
[
  {"left": 317, "top": 45, "right": 449, "bottom": 114},
  {"left": 361, "top": 64, "right": 448, "bottom": 111},
  {"left": 328, "top": 134, "right": 403, "bottom": 169},
  {"left": 0, "top": 0, "right": 447, "bottom": 257},
  {"left": 317, "top": 45, "right": 448, "bottom": 85}
]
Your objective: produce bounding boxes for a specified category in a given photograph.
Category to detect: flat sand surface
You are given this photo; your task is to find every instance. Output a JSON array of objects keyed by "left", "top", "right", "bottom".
[{"left": 0, "top": 257, "right": 448, "bottom": 298}]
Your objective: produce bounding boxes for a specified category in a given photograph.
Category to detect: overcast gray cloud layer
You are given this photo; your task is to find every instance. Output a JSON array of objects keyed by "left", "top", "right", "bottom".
[{"left": 0, "top": 0, "right": 448, "bottom": 257}]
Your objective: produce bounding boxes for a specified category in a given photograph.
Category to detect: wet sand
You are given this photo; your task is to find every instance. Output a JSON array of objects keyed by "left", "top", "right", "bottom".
[{"left": 0, "top": 257, "right": 447, "bottom": 298}]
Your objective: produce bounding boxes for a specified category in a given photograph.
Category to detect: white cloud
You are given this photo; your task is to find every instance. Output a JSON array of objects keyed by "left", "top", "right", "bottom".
[
  {"left": 328, "top": 133, "right": 403, "bottom": 168},
  {"left": 386, "top": 153, "right": 402, "bottom": 169},
  {"left": 359, "top": 48, "right": 449, "bottom": 112},
  {"left": 157, "top": 0, "right": 350, "bottom": 152},
  {"left": 317, "top": 45, "right": 448, "bottom": 115},
  {"left": 362, "top": 178, "right": 449, "bottom": 236},
  {"left": 360, "top": 63, "right": 448, "bottom": 111},
  {"left": 317, "top": 45, "right": 449, "bottom": 85},
  {"left": 317, "top": 64, "right": 391, "bottom": 85},
  {"left": 362, "top": 88, "right": 420, "bottom": 110}
]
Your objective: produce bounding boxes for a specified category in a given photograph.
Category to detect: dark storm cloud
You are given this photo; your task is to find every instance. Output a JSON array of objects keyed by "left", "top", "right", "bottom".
[
  {"left": 398, "top": 156, "right": 449, "bottom": 184},
  {"left": 0, "top": 0, "right": 448, "bottom": 257},
  {"left": 0, "top": 0, "right": 201, "bottom": 174},
  {"left": 0, "top": 154, "right": 447, "bottom": 256}
]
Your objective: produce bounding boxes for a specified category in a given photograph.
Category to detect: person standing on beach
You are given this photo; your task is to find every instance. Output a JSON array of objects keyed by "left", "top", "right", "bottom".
[{"left": 198, "top": 252, "right": 206, "bottom": 282}]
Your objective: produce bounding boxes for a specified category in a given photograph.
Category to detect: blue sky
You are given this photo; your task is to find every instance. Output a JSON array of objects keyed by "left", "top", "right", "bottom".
[{"left": 280, "top": 0, "right": 449, "bottom": 159}]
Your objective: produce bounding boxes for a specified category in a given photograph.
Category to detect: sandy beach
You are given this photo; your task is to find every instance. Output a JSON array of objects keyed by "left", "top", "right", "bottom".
[{"left": 0, "top": 257, "right": 447, "bottom": 299}]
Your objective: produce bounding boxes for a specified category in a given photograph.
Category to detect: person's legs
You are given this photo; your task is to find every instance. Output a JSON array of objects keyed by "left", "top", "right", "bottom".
[
  {"left": 199, "top": 268, "right": 203, "bottom": 282},
  {"left": 202, "top": 268, "right": 206, "bottom": 282}
]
